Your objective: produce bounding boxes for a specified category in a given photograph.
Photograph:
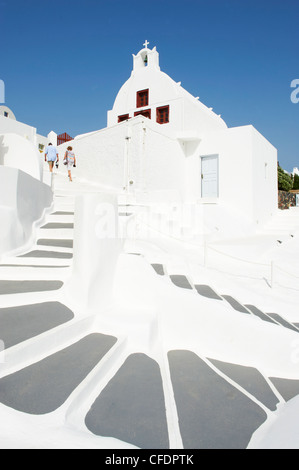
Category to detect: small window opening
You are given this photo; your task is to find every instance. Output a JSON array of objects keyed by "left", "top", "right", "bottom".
[
  {"left": 118, "top": 114, "right": 130, "bottom": 123},
  {"left": 137, "top": 89, "right": 149, "bottom": 108},
  {"left": 134, "top": 109, "right": 151, "bottom": 119},
  {"left": 156, "top": 105, "right": 169, "bottom": 124}
]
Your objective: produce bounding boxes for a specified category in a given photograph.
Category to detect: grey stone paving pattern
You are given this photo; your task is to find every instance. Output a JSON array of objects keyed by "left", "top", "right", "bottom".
[
  {"left": 151, "top": 264, "right": 165, "bottom": 275},
  {"left": 168, "top": 350, "right": 267, "bottom": 449},
  {"left": 37, "top": 239, "right": 74, "bottom": 249},
  {"left": 0, "top": 265, "right": 69, "bottom": 268},
  {"left": 18, "top": 250, "right": 73, "bottom": 259},
  {"left": 266, "top": 313, "right": 299, "bottom": 333},
  {"left": 0, "top": 302, "right": 74, "bottom": 349},
  {"left": 52, "top": 211, "right": 74, "bottom": 215},
  {"left": 0, "top": 280, "right": 63, "bottom": 295},
  {"left": 194, "top": 284, "right": 223, "bottom": 300},
  {"left": 85, "top": 353, "right": 169, "bottom": 449},
  {"left": 41, "top": 223, "right": 74, "bottom": 229},
  {"left": 244, "top": 305, "right": 278, "bottom": 325},
  {"left": 170, "top": 275, "right": 193, "bottom": 290},
  {"left": 222, "top": 295, "right": 251, "bottom": 314},
  {"left": 209, "top": 359, "right": 279, "bottom": 411},
  {"left": 0, "top": 333, "right": 117, "bottom": 414},
  {"left": 269, "top": 377, "right": 299, "bottom": 402}
]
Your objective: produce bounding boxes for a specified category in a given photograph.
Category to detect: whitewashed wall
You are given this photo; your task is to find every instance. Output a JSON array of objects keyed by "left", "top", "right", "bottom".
[
  {"left": 135, "top": 118, "right": 185, "bottom": 201},
  {"left": 0, "top": 133, "right": 43, "bottom": 181},
  {"left": 47, "top": 131, "right": 57, "bottom": 146},
  {"left": 56, "top": 122, "right": 127, "bottom": 189},
  {"left": 36, "top": 133, "right": 49, "bottom": 151},
  {"left": 198, "top": 125, "right": 278, "bottom": 225},
  {"left": 57, "top": 116, "right": 186, "bottom": 202},
  {"left": 0, "top": 167, "right": 53, "bottom": 257},
  {"left": 0, "top": 114, "right": 51, "bottom": 154},
  {"left": 251, "top": 127, "right": 278, "bottom": 224},
  {"left": 0, "top": 115, "right": 36, "bottom": 142},
  {"left": 61, "top": 119, "right": 277, "bottom": 223}
]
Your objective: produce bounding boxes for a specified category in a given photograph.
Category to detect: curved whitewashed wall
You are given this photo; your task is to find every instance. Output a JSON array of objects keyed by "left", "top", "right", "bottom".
[
  {"left": 0, "top": 115, "right": 36, "bottom": 143},
  {"left": 64, "top": 193, "right": 123, "bottom": 311},
  {"left": 0, "top": 132, "right": 43, "bottom": 180},
  {"left": 0, "top": 167, "right": 53, "bottom": 256},
  {"left": 0, "top": 106, "right": 16, "bottom": 120},
  {"left": 107, "top": 46, "right": 227, "bottom": 136},
  {"left": 0, "top": 112, "right": 51, "bottom": 154}
]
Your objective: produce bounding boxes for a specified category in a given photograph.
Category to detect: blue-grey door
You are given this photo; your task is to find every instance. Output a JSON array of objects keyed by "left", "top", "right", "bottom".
[{"left": 201, "top": 155, "right": 219, "bottom": 198}]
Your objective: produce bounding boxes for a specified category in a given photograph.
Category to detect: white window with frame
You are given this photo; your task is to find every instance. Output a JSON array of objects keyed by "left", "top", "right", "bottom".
[{"left": 201, "top": 154, "right": 219, "bottom": 198}]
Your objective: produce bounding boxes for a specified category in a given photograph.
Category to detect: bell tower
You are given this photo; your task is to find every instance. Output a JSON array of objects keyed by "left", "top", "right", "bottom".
[{"left": 132, "top": 41, "right": 160, "bottom": 72}]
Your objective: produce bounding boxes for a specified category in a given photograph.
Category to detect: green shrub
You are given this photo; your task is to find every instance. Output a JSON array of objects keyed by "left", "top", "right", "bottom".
[
  {"left": 293, "top": 173, "right": 299, "bottom": 190},
  {"left": 278, "top": 165, "right": 293, "bottom": 191}
]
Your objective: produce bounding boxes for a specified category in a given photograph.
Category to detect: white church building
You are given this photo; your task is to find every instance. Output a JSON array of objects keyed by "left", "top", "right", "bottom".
[{"left": 58, "top": 42, "right": 278, "bottom": 229}]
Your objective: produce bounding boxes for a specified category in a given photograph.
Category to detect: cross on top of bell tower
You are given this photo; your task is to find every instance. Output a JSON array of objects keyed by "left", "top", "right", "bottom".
[{"left": 132, "top": 41, "right": 160, "bottom": 72}]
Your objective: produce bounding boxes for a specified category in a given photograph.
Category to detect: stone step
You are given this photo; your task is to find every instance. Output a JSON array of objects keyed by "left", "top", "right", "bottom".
[
  {"left": 245, "top": 305, "right": 278, "bottom": 325},
  {"left": 0, "top": 333, "right": 117, "bottom": 415},
  {"left": 0, "top": 280, "right": 63, "bottom": 296},
  {"left": 18, "top": 250, "right": 73, "bottom": 259},
  {"left": 170, "top": 275, "right": 193, "bottom": 290},
  {"left": 221, "top": 295, "right": 251, "bottom": 314},
  {"left": 85, "top": 353, "right": 169, "bottom": 449},
  {"left": 44, "top": 214, "right": 74, "bottom": 224},
  {"left": 36, "top": 228, "right": 74, "bottom": 239},
  {"left": 194, "top": 284, "right": 223, "bottom": 300},
  {"left": 37, "top": 239, "right": 74, "bottom": 249},
  {"left": 0, "top": 302, "right": 74, "bottom": 350},
  {"left": 168, "top": 350, "right": 268, "bottom": 449},
  {"left": 41, "top": 222, "right": 74, "bottom": 230}
]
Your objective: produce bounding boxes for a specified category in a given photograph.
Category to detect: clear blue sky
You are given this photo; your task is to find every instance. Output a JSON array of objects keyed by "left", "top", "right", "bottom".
[{"left": 1, "top": 0, "right": 298, "bottom": 172}]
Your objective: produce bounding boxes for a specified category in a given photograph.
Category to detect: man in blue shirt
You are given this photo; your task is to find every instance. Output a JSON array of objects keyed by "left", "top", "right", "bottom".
[{"left": 45, "top": 143, "right": 59, "bottom": 172}]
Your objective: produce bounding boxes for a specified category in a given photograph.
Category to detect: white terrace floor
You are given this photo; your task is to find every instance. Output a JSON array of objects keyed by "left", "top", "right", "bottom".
[{"left": 0, "top": 169, "right": 299, "bottom": 449}]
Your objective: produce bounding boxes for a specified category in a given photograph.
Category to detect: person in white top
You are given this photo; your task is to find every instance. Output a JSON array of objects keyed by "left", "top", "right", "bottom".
[
  {"left": 45, "top": 143, "right": 59, "bottom": 172},
  {"left": 63, "top": 146, "right": 76, "bottom": 182}
]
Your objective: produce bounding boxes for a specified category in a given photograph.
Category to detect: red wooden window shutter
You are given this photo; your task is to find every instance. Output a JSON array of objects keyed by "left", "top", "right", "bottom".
[
  {"left": 118, "top": 114, "right": 130, "bottom": 123},
  {"left": 156, "top": 105, "right": 169, "bottom": 124},
  {"left": 136, "top": 89, "right": 149, "bottom": 108},
  {"left": 134, "top": 109, "right": 151, "bottom": 119}
]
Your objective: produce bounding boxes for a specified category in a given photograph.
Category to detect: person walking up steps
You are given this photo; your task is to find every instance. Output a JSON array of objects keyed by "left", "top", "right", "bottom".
[
  {"left": 64, "top": 146, "right": 76, "bottom": 182},
  {"left": 45, "top": 143, "right": 59, "bottom": 172}
]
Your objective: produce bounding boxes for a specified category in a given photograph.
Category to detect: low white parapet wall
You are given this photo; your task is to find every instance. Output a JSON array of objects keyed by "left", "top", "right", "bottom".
[
  {"left": 0, "top": 166, "right": 53, "bottom": 257},
  {"left": 64, "top": 192, "right": 123, "bottom": 312}
]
